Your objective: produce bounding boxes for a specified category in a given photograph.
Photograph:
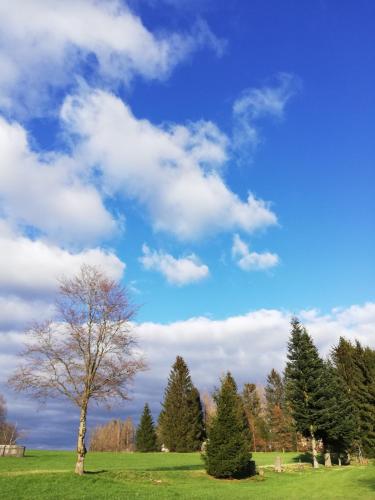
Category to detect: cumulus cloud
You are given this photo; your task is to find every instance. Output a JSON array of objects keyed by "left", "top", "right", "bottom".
[
  {"left": 0, "top": 0, "right": 224, "bottom": 114},
  {"left": 139, "top": 244, "right": 209, "bottom": 285},
  {"left": 134, "top": 302, "right": 375, "bottom": 395},
  {"left": 0, "top": 296, "right": 54, "bottom": 331},
  {"left": 232, "top": 234, "right": 279, "bottom": 271},
  {"left": 0, "top": 116, "right": 116, "bottom": 245},
  {"left": 61, "top": 89, "right": 277, "bottom": 240},
  {"left": 233, "top": 73, "right": 300, "bottom": 156},
  {"left": 0, "top": 220, "right": 125, "bottom": 298}
]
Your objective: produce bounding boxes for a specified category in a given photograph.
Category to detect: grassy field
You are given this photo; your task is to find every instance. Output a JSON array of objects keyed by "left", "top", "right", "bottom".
[{"left": 0, "top": 450, "right": 374, "bottom": 499}]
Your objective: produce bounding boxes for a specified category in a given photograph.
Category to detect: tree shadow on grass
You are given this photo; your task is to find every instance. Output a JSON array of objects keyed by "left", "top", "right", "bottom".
[
  {"left": 144, "top": 465, "right": 203, "bottom": 472},
  {"left": 84, "top": 470, "right": 107, "bottom": 475},
  {"left": 357, "top": 477, "right": 375, "bottom": 491},
  {"left": 292, "top": 452, "right": 325, "bottom": 465}
]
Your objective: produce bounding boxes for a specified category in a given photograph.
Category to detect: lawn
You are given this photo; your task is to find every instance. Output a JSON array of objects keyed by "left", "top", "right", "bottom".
[{"left": 0, "top": 450, "right": 374, "bottom": 499}]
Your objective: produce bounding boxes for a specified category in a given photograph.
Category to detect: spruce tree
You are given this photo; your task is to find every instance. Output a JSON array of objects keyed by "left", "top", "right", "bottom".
[
  {"left": 319, "top": 361, "right": 356, "bottom": 462},
  {"left": 332, "top": 338, "right": 375, "bottom": 458},
  {"left": 188, "top": 387, "right": 206, "bottom": 451},
  {"left": 136, "top": 403, "right": 158, "bottom": 452},
  {"left": 204, "top": 373, "right": 254, "bottom": 479},
  {"left": 284, "top": 318, "right": 326, "bottom": 467},
  {"left": 265, "top": 369, "right": 295, "bottom": 451},
  {"left": 242, "top": 383, "right": 267, "bottom": 451},
  {"left": 265, "top": 369, "right": 284, "bottom": 408},
  {"left": 158, "top": 356, "right": 205, "bottom": 452}
]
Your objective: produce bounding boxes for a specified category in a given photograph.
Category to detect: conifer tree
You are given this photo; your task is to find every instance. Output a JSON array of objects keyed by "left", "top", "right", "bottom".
[
  {"left": 158, "top": 356, "right": 205, "bottom": 452},
  {"left": 188, "top": 387, "right": 206, "bottom": 451},
  {"left": 265, "top": 369, "right": 284, "bottom": 408},
  {"left": 284, "top": 318, "right": 327, "bottom": 467},
  {"left": 332, "top": 338, "right": 375, "bottom": 458},
  {"left": 242, "top": 383, "right": 268, "bottom": 451},
  {"left": 204, "top": 373, "right": 253, "bottom": 478},
  {"left": 265, "top": 369, "right": 295, "bottom": 451},
  {"left": 136, "top": 403, "right": 158, "bottom": 452},
  {"left": 319, "top": 361, "right": 356, "bottom": 462}
]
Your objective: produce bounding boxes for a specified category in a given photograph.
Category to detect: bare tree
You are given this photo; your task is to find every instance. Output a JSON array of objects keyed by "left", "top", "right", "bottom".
[
  {"left": 9, "top": 265, "right": 146, "bottom": 475},
  {"left": 0, "top": 394, "right": 20, "bottom": 449},
  {"left": 201, "top": 392, "right": 216, "bottom": 430},
  {"left": 90, "top": 417, "right": 135, "bottom": 452}
]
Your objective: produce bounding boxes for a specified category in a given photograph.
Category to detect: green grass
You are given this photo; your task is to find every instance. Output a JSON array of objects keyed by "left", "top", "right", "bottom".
[{"left": 0, "top": 450, "right": 374, "bottom": 499}]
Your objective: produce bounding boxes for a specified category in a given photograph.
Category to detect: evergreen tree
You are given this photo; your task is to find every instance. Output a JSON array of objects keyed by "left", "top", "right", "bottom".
[
  {"left": 204, "top": 372, "right": 254, "bottom": 479},
  {"left": 242, "top": 383, "right": 268, "bottom": 451},
  {"left": 332, "top": 338, "right": 375, "bottom": 458},
  {"left": 284, "top": 318, "right": 327, "bottom": 467},
  {"left": 136, "top": 403, "right": 158, "bottom": 452},
  {"left": 158, "top": 356, "right": 205, "bottom": 452},
  {"left": 188, "top": 387, "right": 206, "bottom": 450},
  {"left": 265, "top": 369, "right": 296, "bottom": 451},
  {"left": 319, "top": 361, "right": 356, "bottom": 462}
]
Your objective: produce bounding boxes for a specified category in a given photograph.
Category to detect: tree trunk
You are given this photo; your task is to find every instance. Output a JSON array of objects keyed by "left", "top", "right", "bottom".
[
  {"left": 324, "top": 451, "right": 332, "bottom": 467},
  {"left": 310, "top": 427, "right": 319, "bottom": 469},
  {"left": 250, "top": 419, "right": 256, "bottom": 452},
  {"left": 75, "top": 401, "right": 88, "bottom": 475}
]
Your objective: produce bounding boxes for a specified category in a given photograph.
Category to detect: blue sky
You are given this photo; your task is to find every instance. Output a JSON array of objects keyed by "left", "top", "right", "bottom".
[{"left": 0, "top": 0, "right": 374, "bottom": 448}]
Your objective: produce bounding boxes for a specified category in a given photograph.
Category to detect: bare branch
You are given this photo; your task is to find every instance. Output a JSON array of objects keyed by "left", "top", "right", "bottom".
[{"left": 9, "top": 264, "right": 147, "bottom": 474}]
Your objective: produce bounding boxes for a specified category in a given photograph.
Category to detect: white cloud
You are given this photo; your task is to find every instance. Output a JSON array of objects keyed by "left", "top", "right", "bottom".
[
  {"left": 0, "top": 296, "right": 54, "bottom": 330},
  {"left": 233, "top": 73, "right": 299, "bottom": 155},
  {"left": 0, "top": 221, "right": 125, "bottom": 298},
  {"left": 139, "top": 244, "right": 209, "bottom": 285},
  {"left": 61, "top": 88, "right": 277, "bottom": 240},
  {"left": 134, "top": 302, "right": 375, "bottom": 392},
  {"left": 0, "top": 0, "right": 224, "bottom": 114},
  {"left": 232, "top": 234, "right": 279, "bottom": 271},
  {"left": 0, "top": 116, "right": 116, "bottom": 245}
]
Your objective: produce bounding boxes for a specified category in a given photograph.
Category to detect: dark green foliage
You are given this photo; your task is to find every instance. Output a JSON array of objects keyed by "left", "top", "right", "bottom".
[
  {"left": 265, "top": 369, "right": 284, "bottom": 409},
  {"left": 189, "top": 387, "right": 206, "bottom": 451},
  {"left": 204, "top": 372, "right": 254, "bottom": 479},
  {"left": 332, "top": 338, "right": 375, "bottom": 457},
  {"left": 158, "top": 356, "right": 205, "bottom": 452},
  {"left": 242, "top": 383, "right": 268, "bottom": 451},
  {"left": 136, "top": 404, "right": 158, "bottom": 452},
  {"left": 319, "top": 361, "right": 356, "bottom": 457},
  {"left": 284, "top": 318, "right": 327, "bottom": 441},
  {"left": 265, "top": 369, "right": 296, "bottom": 451}
]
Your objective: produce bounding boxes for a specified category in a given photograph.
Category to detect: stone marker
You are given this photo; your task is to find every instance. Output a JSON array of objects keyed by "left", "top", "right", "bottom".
[{"left": 274, "top": 455, "right": 282, "bottom": 473}]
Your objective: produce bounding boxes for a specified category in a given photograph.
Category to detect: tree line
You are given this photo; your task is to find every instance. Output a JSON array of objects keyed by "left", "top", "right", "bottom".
[
  {"left": 90, "top": 317, "right": 375, "bottom": 480},
  {"left": 5, "top": 265, "right": 375, "bottom": 478}
]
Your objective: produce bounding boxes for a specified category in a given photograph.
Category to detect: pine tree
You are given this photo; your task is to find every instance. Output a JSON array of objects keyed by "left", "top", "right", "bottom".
[
  {"left": 242, "top": 383, "right": 268, "bottom": 451},
  {"left": 332, "top": 338, "right": 375, "bottom": 458},
  {"left": 136, "top": 403, "right": 158, "bottom": 452},
  {"left": 265, "top": 369, "right": 295, "bottom": 451},
  {"left": 284, "top": 318, "right": 327, "bottom": 467},
  {"left": 158, "top": 356, "right": 205, "bottom": 452},
  {"left": 204, "top": 372, "right": 254, "bottom": 478},
  {"left": 319, "top": 361, "right": 356, "bottom": 462},
  {"left": 188, "top": 387, "right": 206, "bottom": 451},
  {"left": 265, "top": 369, "right": 284, "bottom": 408}
]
